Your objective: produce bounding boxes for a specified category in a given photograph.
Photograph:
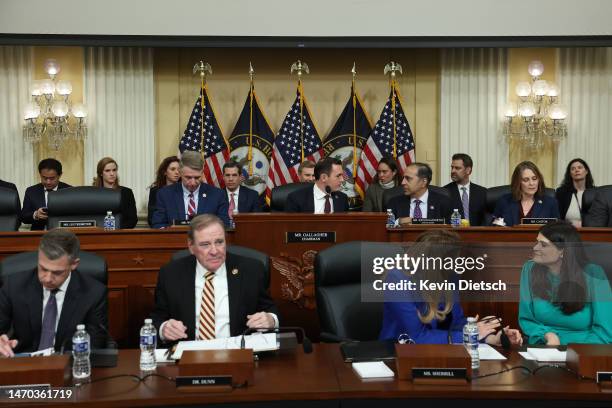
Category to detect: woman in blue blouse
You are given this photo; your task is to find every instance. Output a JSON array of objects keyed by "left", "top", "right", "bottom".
[
  {"left": 379, "top": 230, "right": 523, "bottom": 345},
  {"left": 493, "top": 161, "right": 560, "bottom": 226},
  {"left": 519, "top": 221, "right": 612, "bottom": 345}
]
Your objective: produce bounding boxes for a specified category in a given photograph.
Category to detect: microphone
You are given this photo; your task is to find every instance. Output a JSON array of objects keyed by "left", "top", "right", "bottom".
[{"left": 240, "top": 326, "right": 313, "bottom": 354}]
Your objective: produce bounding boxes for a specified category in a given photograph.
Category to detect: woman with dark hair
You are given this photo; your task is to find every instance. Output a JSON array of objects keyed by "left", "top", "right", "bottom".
[
  {"left": 92, "top": 157, "right": 138, "bottom": 229},
  {"left": 492, "top": 161, "right": 560, "bottom": 226},
  {"left": 379, "top": 230, "right": 523, "bottom": 345},
  {"left": 519, "top": 221, "right": 612, "bottom": 345},
  {"left": 556, "top": 158, "right": 595, "bottom": 227},
  {"left": 147, "top": 156, "right": 180, "bottom": 227},
  {"left": 363, "top": 157, "right": 402, "bottom": 212}
]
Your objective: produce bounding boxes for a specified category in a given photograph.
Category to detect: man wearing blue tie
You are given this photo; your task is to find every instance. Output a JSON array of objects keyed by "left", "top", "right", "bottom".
[{"left": 151, "top": 151, "right": 230, "bottom": 228}]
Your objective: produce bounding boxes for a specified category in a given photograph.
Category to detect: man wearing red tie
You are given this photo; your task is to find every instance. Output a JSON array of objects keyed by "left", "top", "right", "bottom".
[
  {"left": 151, "top": 151, "right": 230, "bottom": 228},
  {"left": 150, "top": 214, "right": 278, "bottom": 342},
  {"left": 222, "top": 162, "right": 263, "bottom": 223}
]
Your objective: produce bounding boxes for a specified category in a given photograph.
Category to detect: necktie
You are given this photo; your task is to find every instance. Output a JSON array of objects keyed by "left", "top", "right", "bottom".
[
  {"left": 324, "top": 194, "right": 331, "bottom": 214},
  {"left": 228, "top": 193, "right": 236, "bottom": 219},
  {"left": 187, "top": 193, "right": 196, "bottom": 219},
  {"left": 39, "top": 289, "right": 59, "bottom": 350},
  {"left": 197, "top": 271, "right": 215, "bottom": 340},
  {"left": 413, "top": 199, "right": 422, "bottom": 219},
  {"left": 461, "top": 187, "right": 469, "bottom": 220}
]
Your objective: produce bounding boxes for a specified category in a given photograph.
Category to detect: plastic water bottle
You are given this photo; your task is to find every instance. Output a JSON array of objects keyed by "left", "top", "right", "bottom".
[
  {"left": 450, "top": 209, "right": 461, "bottom": 228},
  {"left": 103, "top": 211, "right": 116, "bottom": 231},
  {"left": 139, "top": 318, "right": 157, "bottom": 371},
  {"left": 386, "top": 209, "right": 396, "bottom": 228},
  {"left": 463, "top": 317, "right": 480, "bottom": 370},
  {"left": 72, "top": 324, "right": 91, "bottom": 379}
]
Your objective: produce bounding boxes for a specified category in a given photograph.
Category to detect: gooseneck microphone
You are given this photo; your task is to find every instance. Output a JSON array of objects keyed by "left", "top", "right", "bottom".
[{"left": 240, "top": 326, "right": 313, "bottom": 354}]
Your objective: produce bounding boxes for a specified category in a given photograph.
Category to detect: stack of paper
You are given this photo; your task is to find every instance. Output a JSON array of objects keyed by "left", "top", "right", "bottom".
[
  {"left": 352, "top": 361, "right": 395, "bottom": 379},
  {"left": 172, "top": 333, "right": 279, "bottom": 359},
  {"left": 478, "top": 344, "right": 507, "bottom": 360},
  {"left": 519, "top": 348, "right": 567, "bottom": 362}
]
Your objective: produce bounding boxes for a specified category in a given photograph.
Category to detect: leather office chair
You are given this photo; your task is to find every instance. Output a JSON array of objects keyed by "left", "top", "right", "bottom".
[
  {"left": 0, "top": 250, "right": 107, "bottom": 287},
  {"left": 171, "top": 245, "right": 270, "bottom": 289},
  {"left": 485, "top": 185, "right": 556, "bottom": 215},
  {"left": 381, "top": 185, "right": 450, "bottom": 212},
  {"left": 0, "top": 187, "right": 21, "bottom": 231},
  {"left": 315, "top": 241, "right": 403, "bottom": 342},
  {"left": 270, "top": 182, "right": 311, "bottom": 212},
  {"left": 47, "top": 186, "right": 122, "bottom": 229}
]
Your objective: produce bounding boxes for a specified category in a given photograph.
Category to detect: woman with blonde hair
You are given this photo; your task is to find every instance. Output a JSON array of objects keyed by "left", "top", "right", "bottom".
[
  {"left": 93, "top": 157, "right": 137, "bottom": 229},
  {"left": 379, "top": 230, "right": 522, "bottom": 345}
]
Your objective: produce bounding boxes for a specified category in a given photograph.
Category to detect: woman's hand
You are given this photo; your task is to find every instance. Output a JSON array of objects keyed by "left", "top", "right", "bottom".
[
  {"left": 475, "top": 315, "right": 501, "bottom": 341},
  {"left": 484, "top": 326, "right": 523, "bottom": 346},
  {"left": 544, "top": 332, "right": 560, "bottom": 346}
]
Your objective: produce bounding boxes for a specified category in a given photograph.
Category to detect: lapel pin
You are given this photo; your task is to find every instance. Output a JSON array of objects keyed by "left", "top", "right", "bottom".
[
  {"left": 202, "top": 193, "right": 207, "bottom": 198},
  {"left": 429, "top": 205, "right": 434, "bottom": 210},
  {"left": 537, "top": 200, "right": 542, "bottom": 204},
  {"left": 231, "top": 268, "right": 239, "bottom": 275}
]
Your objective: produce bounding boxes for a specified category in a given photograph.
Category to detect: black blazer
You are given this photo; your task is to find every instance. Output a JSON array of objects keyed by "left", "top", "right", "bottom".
[
  {"left": 147, "top": 185, "right": 160, "bottom": 227},
  {"left": 493, "top": 193, "right": 560, "bottom": 226},
  {"left": 21, "top": 182, "right": 71, "bottom": 230},
  {"left": 284, "top": 185, "right": 349, "bottom": 213},
  {"left": 0, "top": 179, "right": 17, "bottom": 191},
  {"left": 387, "top": 189, "right": 453, "bottom": 223},
  {"left": 443, "top": 182, "right": 488, "bottom": 226},
  {"left": 150, "top": 253, "right": 278, "bottom": 343},
  {"left": 229, "top": 186, "right": 263, "bottom": 213},
  {"left": 0, "top": 269, "right": 108, "bottom": 353},
  {"left": 117, "top": 186, "right": 138, "bottom": 229},
  {"left": 555, "top": 185, "right": 589, "bottom": 221},
  {"left": 584, "top": 187, "right": 612, "bottom": 227}
]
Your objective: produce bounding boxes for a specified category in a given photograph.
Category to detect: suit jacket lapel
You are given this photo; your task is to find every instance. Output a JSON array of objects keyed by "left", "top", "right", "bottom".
[
  {"left": 174, "top": 184, "right": 186, "bottom": 221},
  {"left": 183, "top": 257, "right": 197, "bottom": 340},
  {"left": 27, "top": 271, "right": 43, "bottom": 350},
  {"left": 449, "top": 186, "right": 462, "bottom": 216},
  {"left": 427, "top": 193, "right": 440, "bottom": 218},
  {"left": 306, "top": 188, "right": 316, "bottom": 213},
  {"left": 237, "top": 189, "right": 246, "bottom": 213},
  {"left": 197, "top": 184, "right": 209, "bottom": 214},
  {"left": 56, "top": 272, "right": 81, "bottom": 348},
  {"left": 509, "top": 200, "right": 521, "bottom": 225},
  {"left": 531, "top": 198, "right": 544, "bottom": 218},
  {"left": 225, "top": 254, "right": 243, "bottom": 337}
]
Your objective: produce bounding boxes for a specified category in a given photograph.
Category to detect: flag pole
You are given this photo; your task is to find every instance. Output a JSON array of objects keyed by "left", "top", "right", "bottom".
[
  {"left": 384, "top": 61, "right": 403, "bottom": 160},
  {"left": 291, "top": 60, "right": 309, "bottom": 161},
  {"left": 351, "top": 62, "right": 358, "bottom": 176},
  {"left": 248, "top": 62, "right": 254, "bottom": 177},
  {"left": 192, "top": 60, "right": 213, "bottom": 165}
]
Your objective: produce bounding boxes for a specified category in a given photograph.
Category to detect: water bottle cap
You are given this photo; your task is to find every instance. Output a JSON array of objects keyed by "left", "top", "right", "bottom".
[
  {"left": 466, "top": 317, "right": 476, "bottom": 323},
  {"left": 144, "top": 318, "right": 152, "bottom": 324},
  {"left": 106, "top": 211, "right": 112, "bottom": 215},
  {"left": 76, "top": 324, "right": 85, "bottom": 330},
  {"left": 453, "top": 209, "right": 459, "bottom": 212}
]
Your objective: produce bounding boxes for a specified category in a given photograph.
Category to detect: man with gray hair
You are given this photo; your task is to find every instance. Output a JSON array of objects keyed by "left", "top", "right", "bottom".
[
  {"left": 151, "top": 214, "right": 278, "bottom": 342},
  {"left": 0, "top": 228, "right": 107, "bottom": 357},
  {"left": 152, "top": 150, "right": 230, "bottom": 228}
]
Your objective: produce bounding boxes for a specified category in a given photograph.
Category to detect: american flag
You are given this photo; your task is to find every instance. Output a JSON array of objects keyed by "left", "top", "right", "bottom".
[
  {"left": 355, "top": 85, "right": 415, "bottom": 197},
  {"left": 265, "top": 85, "right": 323, "bottom": 203},
  {"left": 179, "top": 87, "right": 229, "bottom": 188}
]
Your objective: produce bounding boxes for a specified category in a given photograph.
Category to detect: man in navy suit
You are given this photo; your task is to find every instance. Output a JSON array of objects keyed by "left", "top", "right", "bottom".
[
  {"left": 152, "top": 151, "right": 230, "bottom": 228},
  {"left": 388, "top": 162, "right": 453, "bottom": 224},
  {"left": 443, "top": 153, "right": 488, "bottom": 226},
  {"left": 222, "top": 161, "right": 262, "bottom": 221},
  {"left": 21, "top": 159, "right": 71, "bottom": 231},
  {"left": 285, "top": 157, "right": 349, "bottom": 213}
]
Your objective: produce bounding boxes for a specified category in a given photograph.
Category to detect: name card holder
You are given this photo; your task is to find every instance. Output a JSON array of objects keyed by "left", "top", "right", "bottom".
[
  {"left": 520, "top": 218, "right": 557, "bottom": 225},
  {"left": 411, "top": 218, "right": 446, "bottom": 225},
  {"left": 58, "top": 220, "right": 97, "bottom": 228},
  {"left": 176, "top": 349, "right": 254, "bottom": 392},
  {"left": 395, "top": 344, "right": 471, "bottom": 385},
  {"left": 0, "top": 355, "right": 70, "bottom": 387},
  {"left": 566, "top": 344, "right": 612, "bottom": 388}
]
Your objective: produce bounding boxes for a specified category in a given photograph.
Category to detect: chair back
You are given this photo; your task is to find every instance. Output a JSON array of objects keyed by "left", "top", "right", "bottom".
[
  {"left": 0, "top": 187, "right": 20, "bottom": 231},
  {"left": 47, "top": 187, "right": 122, "bottom": 229},
  {"left": 270, "top": 182, "right": 311, "bottom": 212}
]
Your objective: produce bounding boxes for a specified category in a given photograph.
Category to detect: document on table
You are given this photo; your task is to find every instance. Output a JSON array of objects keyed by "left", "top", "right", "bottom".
[
  {"left": 478, "top": 344, "right": 507, "bottom": 360},
  {"left": 352, "top": 361, "right": 395, "bottom": 379},
  {"left": 172, "top": 333, "right": 279, "bottom": 359},
  {"left": 519, "top": 348, "right": 567, "bottom": 362}
]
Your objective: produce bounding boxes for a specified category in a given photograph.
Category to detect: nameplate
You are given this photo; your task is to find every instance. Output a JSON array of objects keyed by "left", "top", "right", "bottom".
[
  {"left": 58, "top": 220, "right": 96, "bottom": 228},
  {"left": 597, "top": 371, "right": 612, "bottom": 383},
  {"left": 173, "top": 219, "right": 191, "bottom": 226},
  {"left": 411, "top": 218, "right": 445, "bottom": 225},
  {"left": 176, "top": 375, "right": 232, "bottom": 388},
  {"left": 412, "top": 368, "right": 467, "bottom": 381},
  {"left": 286, "top": 231, "right": 336, "bottom": 243},
  {"left": 521, "top": 217, "right": 557, "bottom": 225}
]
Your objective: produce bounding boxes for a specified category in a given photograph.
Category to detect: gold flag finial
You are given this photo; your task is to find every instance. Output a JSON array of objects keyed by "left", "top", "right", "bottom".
[
  {"left": 383, "top": 61, "right": 403, "bottom": 79},
  {"left": 351, "top": 62, "right": 357, "bottom": 80},
  {"left": 248, "top": 61, "right": 255, "bottom": 82},
  {"left": 290, "top": 60, "right": 310, "bottom": 79},
  {"left": 193, "top": 60, "right": 213, "bottom": 82}
]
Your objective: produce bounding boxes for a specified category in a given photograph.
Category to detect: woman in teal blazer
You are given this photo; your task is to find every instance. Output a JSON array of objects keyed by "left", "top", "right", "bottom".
[{"left": 519, "top": 221, "right": 612, "bottom": 345}]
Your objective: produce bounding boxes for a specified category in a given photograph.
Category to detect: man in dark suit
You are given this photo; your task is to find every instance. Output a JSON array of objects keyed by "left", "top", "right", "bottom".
[
  {"left": 0, "top": 179, "right": 17, "bottom": 191},
  {"left": 21, "top": 159, "right": 71, "bottom": 231},
  {"left": 152, "top": 151, "right": 230, "bottom": 228},
  {"left": 584, "top": 186, "right": 612, "bottom": 227},
  {"left": 222, "top": 161, "right": 263, "bottom": 222},
  {"left": 285, "top": 157, "right": 349, "bottom": 213},
  {"left": 443, "top": 153, "right": 487, "bottom": 226},
  {"left": 388, "top": 162, "right": 453, "bottom": 224},
  {"left": 0, "top": 229, "right": 107, "bottom": 357},
  {"left": 151, "top": 214, "right": 278, "bottom": 343}
]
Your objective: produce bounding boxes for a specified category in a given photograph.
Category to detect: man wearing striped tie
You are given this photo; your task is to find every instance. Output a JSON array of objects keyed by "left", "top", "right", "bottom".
[{"left": 151, "top": 214, "right": 278, "bottom": 343}]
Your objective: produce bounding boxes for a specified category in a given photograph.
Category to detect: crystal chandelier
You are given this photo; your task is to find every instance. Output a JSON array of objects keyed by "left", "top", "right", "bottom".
[
  {"left": 502, "top": 60, "right": 568, "bottom": 150},
  {"left": 23, "top": 59, "right": 88, "bottom": 150}
]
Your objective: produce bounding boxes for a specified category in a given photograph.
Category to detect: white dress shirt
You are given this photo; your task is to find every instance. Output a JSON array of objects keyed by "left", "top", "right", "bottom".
[
  {"left": 313, "top": 184, "right": 333, "bottom": 214},
  {"left": 195, "top": 260, "right": 231, "bottom": 339},
  {"left": 410, "top": 190, "right": 429, "bottom": 218},
  {"left": 41, "top": 273, "right": 71, "bottom": 346},
  {"left": 44, "top": 185, "right": 59, "bottom": 207},
  {"left": 565, "top": 190, "right": 584, "bottom": 224},
  {"left": 182, "top": 184, "right": 199, "bottom": 219}
]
